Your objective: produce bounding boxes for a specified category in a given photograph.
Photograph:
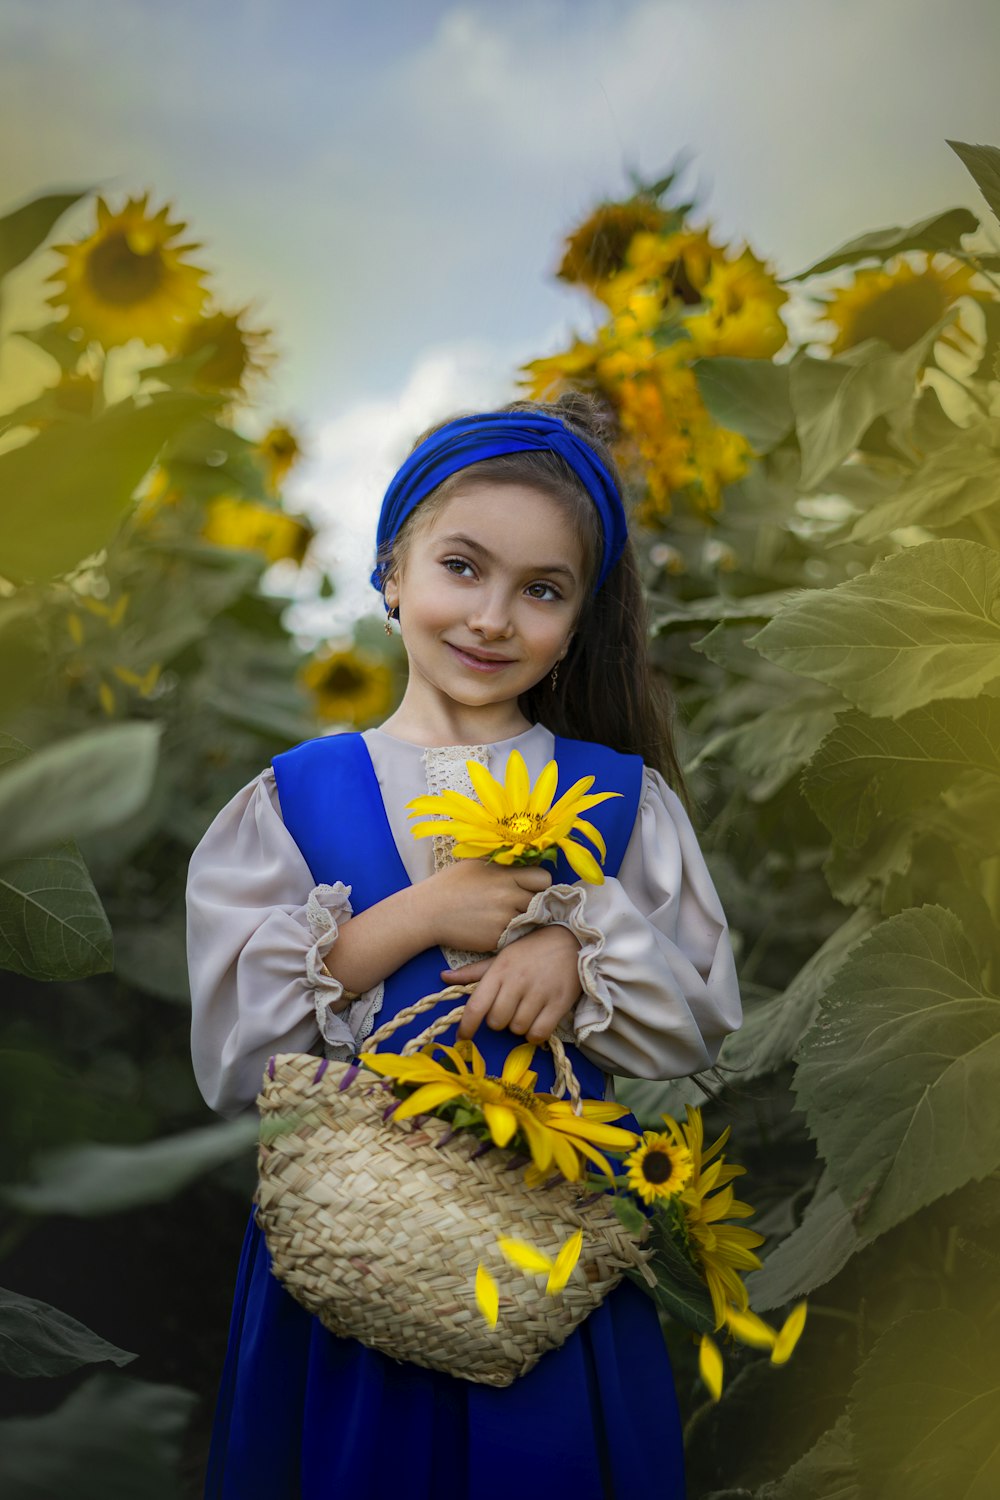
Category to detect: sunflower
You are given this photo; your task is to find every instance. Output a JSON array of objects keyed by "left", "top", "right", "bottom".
[
  {"left": 359, "top": 1038, "right": 639, "bottom": 1183},
  {"left": 44, "top": 192, "right": 209, "bottom": 352},
  {"left": 624, "top": 1128, "right": 694, "bottom": 1204},
  {"left": 176, "top": 306, "right": 275, "bottom": 396},
  {"left": 821, "top": 252, "right": 989, "bottom": 358},
  {"left": 406, "top": 748, "right": 620, "bottom": 884},
  {"left": 682, "top": 248, "right": 789, "bottom": 359},
  {"left": 557, "top": 198, "right": 671, "bottom": 289},
  {"left": 660, "top": 1106, "right": 765, "bottom": 1328},
  {"left": 201, "top": 495, "right": 314, "bottom": 565},
  {"left": 298, "top": 646, "right": 395, "bottom": 726},
  {"left": 255, "top": 423, "right": 303, "bottom": 495}
]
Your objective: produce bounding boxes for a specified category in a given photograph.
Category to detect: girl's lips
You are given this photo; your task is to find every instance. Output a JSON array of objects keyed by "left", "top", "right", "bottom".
[{"left": 446, "top": 643, "right": 514, "bottom": 673}]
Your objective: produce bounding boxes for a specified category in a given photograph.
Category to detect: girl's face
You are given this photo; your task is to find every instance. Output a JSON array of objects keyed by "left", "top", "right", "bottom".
[{"left": 383, "top": 480, "right": 586, "bottom": 719}]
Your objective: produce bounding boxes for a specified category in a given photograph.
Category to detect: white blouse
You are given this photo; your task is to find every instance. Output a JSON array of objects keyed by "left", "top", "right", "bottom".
[{"left": 186, "top": 722, "right": 742, "bottom": 1119}]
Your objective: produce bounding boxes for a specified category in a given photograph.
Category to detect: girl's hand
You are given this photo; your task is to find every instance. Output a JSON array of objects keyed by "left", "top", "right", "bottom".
[
  {"left": 417, "top": 858, "right": 552, "bottom": 954},
  {"left": 443, "top": 925, "right": 583, "bottom": 1046}
]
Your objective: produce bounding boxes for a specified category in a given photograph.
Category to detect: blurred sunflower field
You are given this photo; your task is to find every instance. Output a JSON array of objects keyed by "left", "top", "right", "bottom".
[
  {"left": 527, "top": 145, "right": 1000, "bottom": 1497},
  {"left": 0, "top": 187, "right": 402, "bottom": 1492},
  {"left": 2, "top": 132, "right": 1000, "bottom": 1495}
]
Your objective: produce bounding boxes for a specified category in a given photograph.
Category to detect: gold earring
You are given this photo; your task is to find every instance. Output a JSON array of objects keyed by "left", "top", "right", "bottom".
[
  {"left": 550, "top": 661, "right": 559, "bottom": 690},
  {"left": 384, "top": 606, "right": 398, "bottom": 636}
]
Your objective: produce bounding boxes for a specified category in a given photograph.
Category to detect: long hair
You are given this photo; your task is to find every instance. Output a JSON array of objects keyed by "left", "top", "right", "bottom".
[{"left": 374, "top": 392, "right": 686, "bottom": 796}]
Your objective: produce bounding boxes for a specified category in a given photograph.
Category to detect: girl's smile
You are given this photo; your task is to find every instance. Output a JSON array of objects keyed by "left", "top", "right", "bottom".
[{"left": 381, "top": 480, "right": 586, "bottom": 742}]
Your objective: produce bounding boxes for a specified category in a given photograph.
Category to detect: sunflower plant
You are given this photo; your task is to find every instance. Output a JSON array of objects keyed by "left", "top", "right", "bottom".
[
  {"left": 405, "top": 748, "right": 620, "bottom": 883},
  {"left": 609, "top": 1105, "right": 807, "bottom": 1401}
]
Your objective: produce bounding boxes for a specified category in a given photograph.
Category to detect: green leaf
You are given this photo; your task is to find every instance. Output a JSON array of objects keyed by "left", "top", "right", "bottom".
[
  {"left": 749, "top": 540, "right": 1000, "bottom": 718},
  {"left": 848, "top": 421, "right": 1000, "bottom": 543},
  {"left": 745, "top": 1172, "right": 861, "bottom": 1310},
  {"left": 611, "top": 1194, "right": 647, "bottom": 1235},
  {"left": 794, "top": 906, "right": 1000, "bottom": 1238},
  {"left": 0, "top": 189, "right": 92, "bottom": 280},
  {"left": 0, "top": 845, "right": 113, "bottom": 980},
  {"left": 0, "top": 1372, "right": 195, "bottom": 1499},
  {"left": 112, "top": 915, "right": 190, "bottom": 1003},
  {"left": 850, "top": 1307, "right": 1000, "bottom": 1499},
  {"left": 948, "top": 140, "right": 1000, "bottom": 229},
  {"left": 691, "top": 357, "right": 793, "bottom": 452},
  {"left": 0, "top": 725, "right": 161, "bottom": 865},
  {"left": 0, "top": 390, "right": 216, "bottom": 581},
  {"left": 650, "top": 589, "right": 794, "bottom": 635},
  {"left": 787, "top": 207, "right": 980, "bottom": 279},
  {"left": 789, "top": 320, "right": 952, "bottom": 491},
  {"left": 718, "top": 907, "right": 877, "bottom": 1081},
  {"left": 757, "top": 1415, "right": 860, "bottom": 1500},
  {"left": 804, "top": 699, "right": 1000, "bottom": 848},
  {"left": 0, "top": 1287, "right": 135, "bottom": 1377},
  {"left": 692, "top": 691, "right": 841, "bottom": 803},
  {"left": 3, "top": 1116, "right": 259, "bottom": 1215}
]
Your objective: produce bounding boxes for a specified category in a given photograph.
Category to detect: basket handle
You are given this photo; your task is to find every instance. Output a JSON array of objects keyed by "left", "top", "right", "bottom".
[{"left": 362, "top": 983, "right": 583, "bottom": 1112}]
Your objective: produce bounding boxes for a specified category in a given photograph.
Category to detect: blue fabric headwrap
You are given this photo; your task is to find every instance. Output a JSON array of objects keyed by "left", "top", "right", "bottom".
[{"left": 369, "top": 412, "right": 628, "bottom": 603}]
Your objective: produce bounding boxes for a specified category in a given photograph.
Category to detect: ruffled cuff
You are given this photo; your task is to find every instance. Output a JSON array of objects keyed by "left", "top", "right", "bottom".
[
  {"left": 302, "top": 881, "right": 386, "bottom": 1060},
  {"left": 496, "top": 883, "right": 613, "bottom": 1045}
]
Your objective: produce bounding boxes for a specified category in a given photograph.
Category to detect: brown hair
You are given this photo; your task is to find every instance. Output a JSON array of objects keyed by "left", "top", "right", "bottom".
[{"left": 375, "top": 392, "right": 686, "bottom": 795}]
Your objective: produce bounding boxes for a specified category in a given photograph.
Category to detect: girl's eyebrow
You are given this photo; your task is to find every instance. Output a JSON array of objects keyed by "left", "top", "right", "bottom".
[{"left": 436, "top": 533, "right": 577, "bottom": 582}]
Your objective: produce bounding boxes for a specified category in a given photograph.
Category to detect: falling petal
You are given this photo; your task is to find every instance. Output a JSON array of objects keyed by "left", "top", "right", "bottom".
[
  {"left": 699, "top": 1334, "right": 724, "bottom": 1401},
  {"left": 475, "top": 1264, "right": 499, "bottom": 1328},
  {"left": 546, "top": 1229, "right": 583, "bottom": 1294},
  {"left": 771, "top": 1301, "right": 808, "bottom": 1365},
  {"left": 496, "top": 1237, "right": 554, "bottom": 1275}
]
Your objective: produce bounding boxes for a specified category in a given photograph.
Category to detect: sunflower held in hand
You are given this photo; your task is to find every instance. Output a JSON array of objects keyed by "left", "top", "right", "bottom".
[{"left": 406, "top": 749, "right": 620, "bottom": 884}]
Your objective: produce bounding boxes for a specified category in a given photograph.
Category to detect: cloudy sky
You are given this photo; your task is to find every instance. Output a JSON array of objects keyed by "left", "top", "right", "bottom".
[{"left": 2, "top": 0, "right": 997, "bottom": 632}]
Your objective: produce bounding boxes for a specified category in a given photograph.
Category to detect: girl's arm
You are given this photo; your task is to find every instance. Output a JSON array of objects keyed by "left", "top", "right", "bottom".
[
  {"left": 493, "top": 767, "right": 743, "bottom": 1081},
  {"left": 186, "top": 768, "right": 549, "bottom": 1116}
]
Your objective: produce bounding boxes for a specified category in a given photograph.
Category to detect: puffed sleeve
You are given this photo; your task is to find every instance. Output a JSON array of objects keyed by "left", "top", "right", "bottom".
[
  {"left": 186, "top": 767, "right": 384, "bottom": 1118},
  {"left": 496, "top": 766, "right": 741, "bottom": 1080}
]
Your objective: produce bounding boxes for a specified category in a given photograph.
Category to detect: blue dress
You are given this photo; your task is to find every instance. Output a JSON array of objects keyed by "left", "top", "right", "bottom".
[{"left": 204, "top": 731, "right": 686, "bottom": 1500}]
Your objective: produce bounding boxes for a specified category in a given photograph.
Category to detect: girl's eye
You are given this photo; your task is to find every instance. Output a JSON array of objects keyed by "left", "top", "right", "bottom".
[{"left": 441, "top": 558, "right": 562, "bottom": 601}]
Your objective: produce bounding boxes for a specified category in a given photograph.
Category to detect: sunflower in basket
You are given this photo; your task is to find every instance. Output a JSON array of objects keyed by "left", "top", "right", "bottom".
[{"left": 359, "top": 1037, "right": 639, "bottom": 1184}]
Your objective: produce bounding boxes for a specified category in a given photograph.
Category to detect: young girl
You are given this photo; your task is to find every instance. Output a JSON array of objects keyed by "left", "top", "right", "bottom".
[{"left": 186, "top": 393, "right": 742, "bottom": 1500}]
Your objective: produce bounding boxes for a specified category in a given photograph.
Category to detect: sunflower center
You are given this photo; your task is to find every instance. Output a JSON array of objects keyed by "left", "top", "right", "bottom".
[
  {"left": 86, "top": 230, "right": 165, "bottom": 305},
  {"left": 849, "top": 275, "right": 948, "bottom": 352},
  {"left": 642, "top": 1148, "right": 678, "bottom": 1184},
  {"left": 499, "top": 812, "right": 544, "bottom": 841},
  {"left": 495, "top": 1079, "right": 538, "bottom": 1109}
]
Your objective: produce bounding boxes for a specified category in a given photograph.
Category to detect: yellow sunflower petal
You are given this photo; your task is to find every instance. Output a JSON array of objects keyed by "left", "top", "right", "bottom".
[
  {"left": 519, "top": 1113, "right": 554, "bottom": 1172},
  {"left": 724, "top": 1305, "right": 777, "bottom": 1350},
  {"left": 481, "top": 1101, "right": 519, "bottom": 1148},
  {"left": 699, "top": 1334, "right": 724, "bottom": 1401},
  {"left": 392, "top": 1080, "right": 465, "bottom": 1119},
  {"left": 527, "top": 760, "right": 559, "bottom": 815},
  {"left": 546, "top": 1229, "right": 583, "bottom": 1294},
  {"left": 771, "top": 1302, "right": 807, "bottom": 1365},
  {"left": 564, "top": 1135, "right": 616, "bottom": 1180},
  {"left": 496, "top": 1237, "right": 554, "bottom": 1275},
  {"left": 475, "top": 1263, "right": 499, "bottom": 1328},
  {"left": 466, "top": 759, "right": 511, "bottom": 819},
  {"left": 549, "top": 1131, "right": 584, "bottom": 1181},
  {"left": 504, "top": 748, "right": 530, "bottom": 807},
  {"left": 543, "top": 775, "right": 596, "bottom": 824},
  {"left": 405, "top": 790, "right": 489, "bottom": 821},
  {"left": 557, "top": 837, "right": 605, "bottom": 884},
  {"left": 570, "top": 817, "right": 607, "bottom": 860},
  {"left": 501, "top": 1042, "right": 537, "bottom": 1084}
]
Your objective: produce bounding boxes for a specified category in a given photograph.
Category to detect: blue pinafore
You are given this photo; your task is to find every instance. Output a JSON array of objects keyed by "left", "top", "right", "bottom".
[{"left": 204, "top": 730, "right": 686, "bottom": 1500}]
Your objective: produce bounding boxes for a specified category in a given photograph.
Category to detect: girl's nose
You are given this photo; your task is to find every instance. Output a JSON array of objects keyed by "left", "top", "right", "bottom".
[{"left": 467, "top": 589, "right": 514, "bottom": 639}]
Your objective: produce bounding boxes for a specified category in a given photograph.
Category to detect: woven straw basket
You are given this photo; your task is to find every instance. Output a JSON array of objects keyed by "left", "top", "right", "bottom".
[{"left": 255, "top": 986, "right": 653, "bottom": 1387}]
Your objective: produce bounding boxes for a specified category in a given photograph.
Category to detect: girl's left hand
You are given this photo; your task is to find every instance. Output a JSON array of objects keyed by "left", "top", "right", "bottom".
[{"left": 443, "top": 925, "right": 583, "bottom": 1045}]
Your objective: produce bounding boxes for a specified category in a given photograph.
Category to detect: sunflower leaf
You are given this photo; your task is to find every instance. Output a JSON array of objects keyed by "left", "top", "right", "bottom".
[
  {"left": 786, "top": 207, "right": 979, "bottom": 279},
  {"left": 794, "top": 905, "right": 1000, "bottom": 1239},
  {"left": 749, "top": 540, "right": 1000, "bottom": 718}
]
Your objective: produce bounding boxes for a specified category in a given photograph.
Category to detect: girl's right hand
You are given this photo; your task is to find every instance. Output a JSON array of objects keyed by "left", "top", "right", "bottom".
[{"left": 416, "top": 859, "right": 552, "bottom": 954}]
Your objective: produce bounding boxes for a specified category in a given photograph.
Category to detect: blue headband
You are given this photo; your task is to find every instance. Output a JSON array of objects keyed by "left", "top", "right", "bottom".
[{"left": 369, "top": 412, "right": 628, "bottom": 603}]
